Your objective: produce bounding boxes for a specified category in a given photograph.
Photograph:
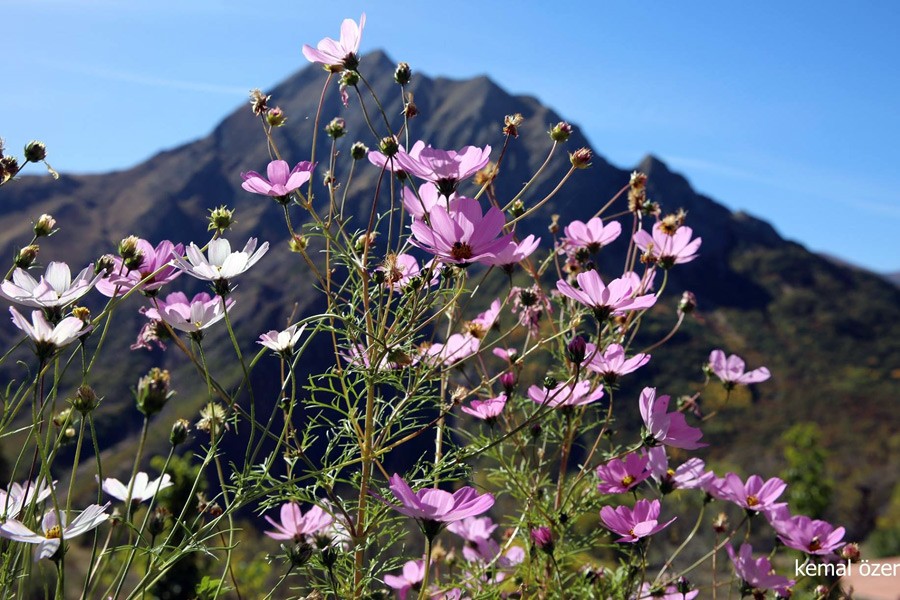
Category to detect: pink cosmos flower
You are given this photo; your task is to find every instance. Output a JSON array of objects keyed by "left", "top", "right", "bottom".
[
  {"left": 382, "top": 474, "right": 495, "bottom": 534},
  {"left": 557, "top": 270, "right": 657, "bottom": 320},
  {"left": 561, "top": 217, "right": 622, "bottom": 254},
  {"left": 96, "top": 240, "right": 184, "bottom": 297},
  {"left": 482, "top": 235, "right": 541, "bottom": 270},
  {"left": 131, "top": 320, "right": 169, "bottom": 352},
  {"left": 508, "top": 285, "right": 550, "bottom": 334},
  {"left": 258, "top": 324, "right": 306, "bottom": 354},
  {"left": 342, "top": 343, "right": 409, "bottom": 371},
  {"left": 369, "top": 141, "right": 427, "bottom": 175},
  {"left": 401, "top": 182, "right": 451, "bottom": 221},
  {"left": 583, "top": 342, "right": 650, "bottom": 383},
  {"left": 460, "top": 394, "right": 507, "bottom": 422},
  {"left": 771, "top": 514, "right": 845, "bottom": 555},
  {"left": 0, "top": 503, "right": 109, "bottom": 561},
  {"left": 727, "top": 543, "right": 794, "bottom": 596},
  {"left": 596, "top": 452, "right": 652, "bottom": 494},
  {"left": 646, "top": 447, "right": 715, "bottom": 493},
  {"left": 463, "top": 537, "right": 525, "bottom": 567},
  {"left": 241, "top": 160, "right": 315, "bottom": 199},
  {"left": 492, "top": 347, "right": 517, "bottom": 363},
  {"left": 410, "top": 197, "right": 513, "bottom": 266},
  {"left": 395, "top": 144, "right": 491, "bottom": 196},
  {"left": 633, "top": 223, "right": 702, "bottom": 267},
  {"left": 384, "top": 559, "right": 426, "bottom": 600},
  {"left": 10, "top": 307, "right": 89, "bottom": 356},
  {"left": 420, "top": 333, "right": 479, "bottom": 367},
  {"left": 101, "top": 472, "right": 172, "bottom": 504},
  {"left": 172, "top": 237, "right": 268, "bottom": 283},
  {"left": 0, "top": 480, "right": 54, "bottom": 521},
  {"left": 144, "top": 292, "right": 234, "bottom": 333},
  {"left": 713, "top": 473, "right": 787, "bottom": 513},
  {"left": 264, "top": 502, "right": 334, "bottom": 542},
  {"left": 527, "top": 380, "right": 604, "bottom": 409},
  {"left": 0, "top": 262, "right": 99, "bottom": 308},
  {"left": 301, "top": 14, "right": 366, "bottom": 71},
  {"left": 639, "top": 387, "right": 706, "bottom": 450},
  {"left": 600, "top": 498, "right": 675, "bottom": 543},
  {"left": 633, "top": 583, "right": 699, "bottom": 600},
  {"left": 447, "top": 516, "right": 497, "bottom": 544},
  {"left": 465, "top": 299, "right": 501, "bottom": 339},
  {"left": 708, "top": 349, "right": 770, "bottom": 389},
  {"left": 378, "top": 254, "right": 439, "bottom": 292}
]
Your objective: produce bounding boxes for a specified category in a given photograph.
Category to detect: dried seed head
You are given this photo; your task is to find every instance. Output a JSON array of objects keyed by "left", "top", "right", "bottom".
[
  {"left": 503, "top": 113, "right": 524, "bottom": 138},
  {"left": 249, "top": 89, "right": 270, "bottom": 116},
  {"left": 350, "top": 141, "right": 368, "bottom": 160},
  {"left": 14, "top": 244, "right": 39, "bottom": 269}
]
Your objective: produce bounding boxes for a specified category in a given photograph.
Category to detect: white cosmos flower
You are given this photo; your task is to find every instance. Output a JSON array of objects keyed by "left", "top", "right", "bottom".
[
  {"left": 0, "top": 503, "right": 110, "bottom": 561},
  {"left": 101, "top": 472, "right": 173, "bottom": 503},
  {"left": 144, "top": 292, "right": 234, "bottom": 333},
  {"left": 10, "top": 307, "right": 89, "bottom": 353},
  {"left": 0, "top": 262, "right": 99, "bottom": 308},
  {"left": 171, "top": 238, "right": 268, "bottom": 282},
  {"left": 0, "top": 480, "right": 55, "bottom": 520},
  {"left": 257, "top": 324, "right": 306, "bottom": 354}
]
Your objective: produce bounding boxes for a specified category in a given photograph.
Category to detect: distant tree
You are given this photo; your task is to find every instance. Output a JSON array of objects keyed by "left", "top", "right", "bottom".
[{"left": 781, "top": 422, "right": 833, "bottom": 519}]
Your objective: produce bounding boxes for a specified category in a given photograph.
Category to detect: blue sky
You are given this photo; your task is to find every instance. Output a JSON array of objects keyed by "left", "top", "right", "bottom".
[{"left": 5, "top": 1, "right": 899, "bottom": 273}]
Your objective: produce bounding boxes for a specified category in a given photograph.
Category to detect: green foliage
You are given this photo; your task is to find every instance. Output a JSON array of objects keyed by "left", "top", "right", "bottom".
[
  {"left": 869, "top": 482, "right": 900, "bottom": 557},
  {"left": 781, "top": 422, "right": 833, "bottom": 519}
]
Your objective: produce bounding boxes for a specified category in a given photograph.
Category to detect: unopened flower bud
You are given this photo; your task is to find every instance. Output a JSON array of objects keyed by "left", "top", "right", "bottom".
[
  {"left": 813, "top": 585, "right": 829, "bottom": 599},
  {"left": 208, "top": 205, "right": 235, "bottom": 232},
  {"left": 350, "top": 142, "right": 368, "bottom": 160},
  {"left": 354, "top": 232, "right": 377, "bottom": 253},
  {"left": 288, "top": 234, "right": 308, "bottom": 253},
  {"left": 53, "top": 407, "right": 74, "bottom": 429},
  {"left": 136, "top": 368, "right": 173, "bottom": 417},
  {"left": 249, "top": 89, "right": 270, "bottom": 116},
  {"left": 33, "top": 214, "right": 56, "bottom": 237},
  {"left": 170, "top": 418, "right": 190, "bottom": 446},
  {"left": 147, "top": 507, "right": 170, "bottom": 537},
  {"left": 549, "top": 122, "right": 573, "bottom": 142},
  {"left": 530, "top": 526, "right": 554, "bottom": 554},
  {"left": 678, "top": 291, "right": 697, "bottom": 315},
  {"left": 569, "top": 147, "right": 593, "bottom": 169},
  {"left": 394, "top": 62, "right": 412, "bottom": 85},
  {"left": 284, "top": 542, "right": 314, "bottom": 568},
  {"left": 72, "top": 384, "right": 99, "bottom": 414},
  {"left": 566, "top": 336, "right": 587, "bottom": 364},
  {"left": 542, "top": 375, "right": 557, "bottom": 390},
  {"left": 14, "top": 245, "right": 39, "bottom": 269},
  {"left": 504, "top": 113, "right": 524, "bottom": 138},
  {"left": 378, "top": 136, "right": 399, "bottom": 157},
  {"left": 325, "top": 117, "right": 346, "bottom": 139},
  {"left": 500, "top": 372, "right": 516, "bottom": 395},
  {"left": 118, "top": 235, "right": 141, "bottom": 260},
  {"left": 509, "top": 199, "right": 525, "bottom": 218},
  {"left": 266, "top": 106, "right": 287, "bottom": 127},
  {"left": 24, "top": 141, "right": 47, "bottom": 162},
  {"left": 340, "top": 69, "right": 360, "bottom": 87},
  {"left": 840, "top": 542, "right": 860, "bottom": 562},
  {"left": 530, "top": 423, "right": 542, "bottom": 438},
  {"left": 95, "top": 254, "right": 115, "bottom": 276}
]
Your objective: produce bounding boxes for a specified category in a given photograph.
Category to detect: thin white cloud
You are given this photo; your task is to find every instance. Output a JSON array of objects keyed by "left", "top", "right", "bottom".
[{"left": 40, "top": 60, "right": 249, "bottom": 96}]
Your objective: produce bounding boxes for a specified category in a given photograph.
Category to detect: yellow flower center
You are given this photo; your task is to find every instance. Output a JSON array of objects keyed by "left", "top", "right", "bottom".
[
  {"left": 746, "top": 495, "right": 760, "bottom": 507},
  {"left": 809, "top": 537, "right": 822, "bottom": 552},
  {"left": 44, "top": 525, "right": 62, "bottom": 539},
  {"left": 621, "top": 475, "right": 635, "bottom": 486}
]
